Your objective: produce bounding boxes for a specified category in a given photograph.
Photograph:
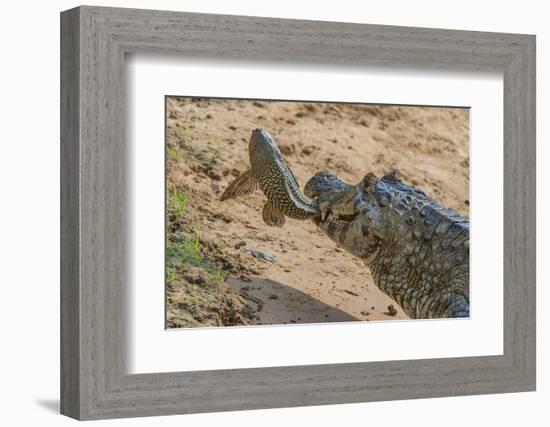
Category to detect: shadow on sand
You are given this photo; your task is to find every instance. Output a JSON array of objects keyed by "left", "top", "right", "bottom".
[{"left": 227, "top": 276, "right": 360, "bottom": 325}]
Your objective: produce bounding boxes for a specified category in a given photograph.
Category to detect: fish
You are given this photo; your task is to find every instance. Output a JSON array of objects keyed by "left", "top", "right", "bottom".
[{"left": 221, "top": 129, "right": 319, "bottom": 226}]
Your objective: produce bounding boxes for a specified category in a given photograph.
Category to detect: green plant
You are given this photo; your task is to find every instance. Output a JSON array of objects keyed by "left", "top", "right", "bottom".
[
  {"left": 168, "top": 190, "right": 187, "bottom": 219},
  {"left": 205, "top": 265, "right": 229, "bottom": 284},
  {"left": 167, "top": 145, "right": 180, "bottom": 161},
  {"left": 166, "top": 266, "right": 179, "bottom": 285},
  {"left": 167, "top": 232, "right": 203, "bottom": 267},
  {"left": 190, "top": 234, "right": 202, "bottom": 265}
]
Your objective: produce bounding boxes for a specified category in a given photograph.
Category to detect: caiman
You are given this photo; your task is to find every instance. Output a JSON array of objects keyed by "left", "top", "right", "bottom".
[
  {"left": 221, "top": 129, "right": 470, "bottom": 319},
  {"left": 304, "top": 170, "right": 470, "bottom": 319}
]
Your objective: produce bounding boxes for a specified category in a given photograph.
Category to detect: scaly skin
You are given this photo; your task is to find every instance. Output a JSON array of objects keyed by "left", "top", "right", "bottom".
[
  {"left": 222, "top": 129, "right": 469, "bottom": 319},
  {"left": 305, "top": 171, "right": 470, "bottom": 319},
  {"left": 221, "top": 129, "right": 319, "bottom": 226},
  {"left": 249, "top": 129, "right": 319, "bottom": 219}
]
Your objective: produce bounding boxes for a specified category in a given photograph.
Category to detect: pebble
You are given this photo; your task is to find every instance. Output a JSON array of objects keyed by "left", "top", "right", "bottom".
[
  {"left": 385, "top": 305, "right": 398, "bottom": 316},
  {"left": 183, "top": 272, "right": 206, "bottom": 285},
  {"left": 250, "top": 249, "right": 277, "bottom": 263},
  {"left": 234, "top": 241, "right": 246, "bottom": 249},
  {"left": 207, "top": 169, "right": 222, "bottom": 181},
  {"left": 210, "top": 182, "right": 220, "bottom": 193},
  {"left": 302, "top": 145, "right": 316, "bottom": 155}
]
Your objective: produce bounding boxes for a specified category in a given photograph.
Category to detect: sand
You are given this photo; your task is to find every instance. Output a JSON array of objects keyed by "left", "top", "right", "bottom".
[{"left": 166, "top": 97, "right": 469, "bottom": 327}]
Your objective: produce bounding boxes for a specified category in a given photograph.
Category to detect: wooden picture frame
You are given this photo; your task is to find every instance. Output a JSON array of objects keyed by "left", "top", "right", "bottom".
[{"left": 60, "top": 5, "right": 536, "bottom": 420}]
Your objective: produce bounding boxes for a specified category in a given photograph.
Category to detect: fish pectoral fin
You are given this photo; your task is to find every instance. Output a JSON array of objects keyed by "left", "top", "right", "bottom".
[
  {"left": 262, "top": 200, "right": 285, "bottom": 227},
  {"left": 220, "top": 169, "right": 259, "bottom": 201}
]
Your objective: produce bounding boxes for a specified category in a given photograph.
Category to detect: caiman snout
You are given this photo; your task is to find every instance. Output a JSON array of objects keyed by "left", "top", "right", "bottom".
[
  {"left": 304, "top": 171, "right": 348, "bottom": 198},
  {"left": 305, "top": 171, "right": 358, "bottom": 222}
]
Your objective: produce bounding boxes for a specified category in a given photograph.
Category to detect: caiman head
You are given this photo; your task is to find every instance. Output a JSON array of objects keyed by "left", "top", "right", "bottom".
[
  {"left": 304, "top": 171, "right": 386, "bottom": 263},
  {"left": 305, "top": 170, "right": 471, "bottom": 319}
]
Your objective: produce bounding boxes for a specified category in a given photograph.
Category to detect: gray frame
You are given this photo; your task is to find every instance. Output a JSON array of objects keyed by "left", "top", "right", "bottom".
[{"left": 60, "top": 5, "right": 536, "bottom": 421}]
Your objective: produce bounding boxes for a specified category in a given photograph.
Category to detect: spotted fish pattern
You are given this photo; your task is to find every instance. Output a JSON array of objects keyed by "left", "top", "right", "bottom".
[{"left": 221, "top": 128, "right": 319, "bottom": 226}]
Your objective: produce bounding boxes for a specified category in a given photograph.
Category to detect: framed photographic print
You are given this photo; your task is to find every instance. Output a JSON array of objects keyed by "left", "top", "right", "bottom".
[{"left": 60, "top": 6, "right": 536, "bottom": 420}]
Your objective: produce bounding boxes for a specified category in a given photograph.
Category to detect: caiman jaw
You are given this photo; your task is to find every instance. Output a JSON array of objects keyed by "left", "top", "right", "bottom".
[
  {"left": 319, "top": 201, "right": 332, "bottom": 222},
  {"left": 318, "top": 203, "right": 359, "bottom": 224},
  {"left": 305, "top": 170, "right": 355, "bottom": 223},
  {"left": 306, "top": 171, "right": 385, "bottom": 263}
]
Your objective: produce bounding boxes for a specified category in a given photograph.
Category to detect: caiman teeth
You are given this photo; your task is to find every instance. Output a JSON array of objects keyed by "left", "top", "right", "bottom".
[
  {"left": 320, "top": 210, "right": 359, "bottom": 223},
  {"left": 334, "top": 212, "right": 359, "bottom": 222}
]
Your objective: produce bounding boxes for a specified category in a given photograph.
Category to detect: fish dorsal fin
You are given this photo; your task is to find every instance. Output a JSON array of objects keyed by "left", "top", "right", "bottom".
[
  {"left": 262, "top": 200, "right": 285, "bottom": 227},
  {"left": 220, "top": 169, "right": 258, "bottom": 201}
]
